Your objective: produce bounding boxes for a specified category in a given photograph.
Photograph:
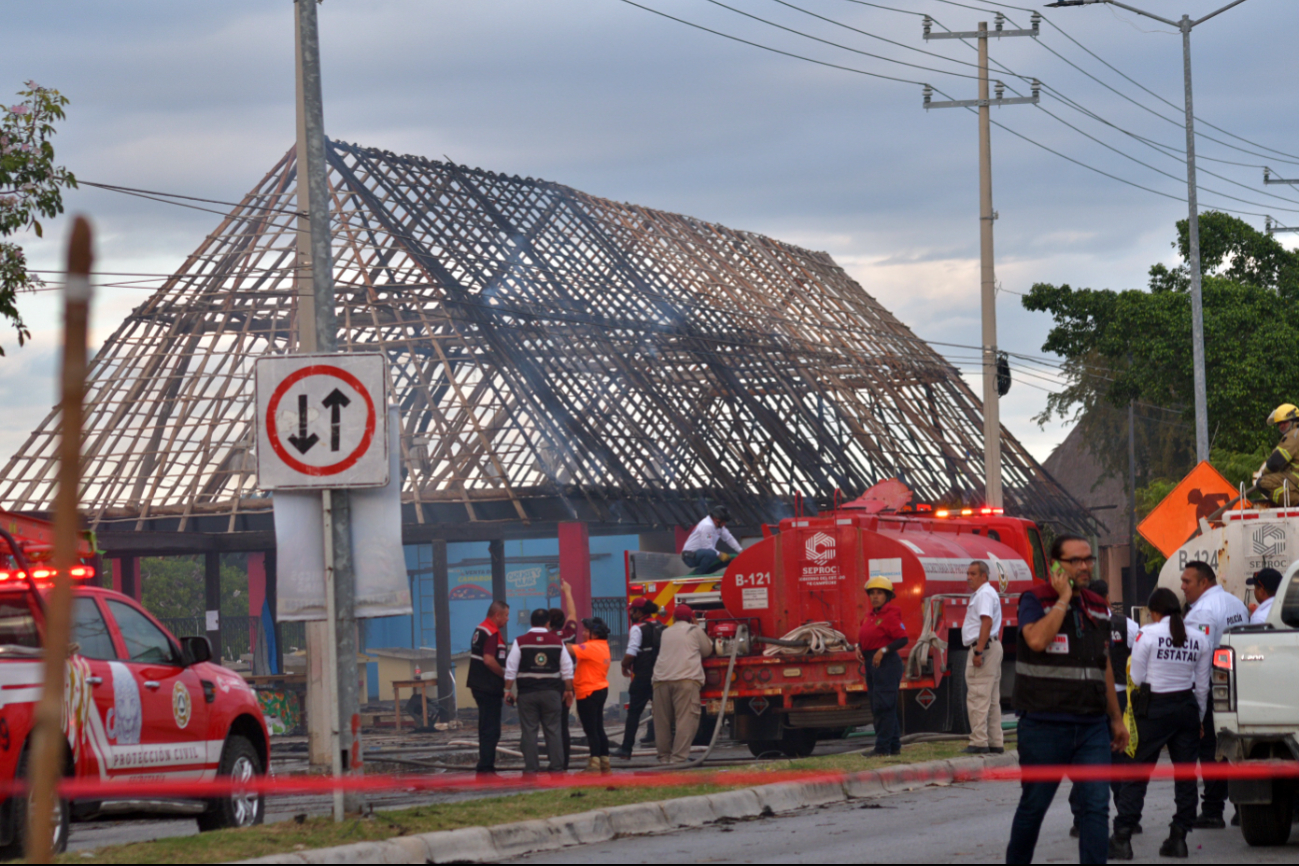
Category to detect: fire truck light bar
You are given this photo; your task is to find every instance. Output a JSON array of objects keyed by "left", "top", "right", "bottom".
[
  {"left": 0, "top": 565, "right": 96, "bottom": 583},
  {"left": 932, "top": 507, "right": 1005, "bottom": 519}
]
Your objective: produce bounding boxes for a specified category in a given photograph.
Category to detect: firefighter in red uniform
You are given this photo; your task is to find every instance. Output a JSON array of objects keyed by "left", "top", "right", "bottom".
[{"left": 856, "top": 576, "right": 907, "bottom": 756}]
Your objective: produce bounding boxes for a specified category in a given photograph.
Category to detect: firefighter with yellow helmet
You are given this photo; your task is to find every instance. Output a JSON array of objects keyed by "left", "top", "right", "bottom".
[
  {"left": 855, "top": 575, "right": 908, "bottom": 755},
  {"left": 1255, "top": 404, "right": 1299, "bottom": 506}
]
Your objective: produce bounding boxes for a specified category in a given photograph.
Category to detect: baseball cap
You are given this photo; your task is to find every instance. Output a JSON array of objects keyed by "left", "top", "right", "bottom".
[
  {"left": 1246, "top": 568, "right": 1283, "bottom": 594},
  {"left": 674, "top": 603, "right": 695, "bottom": 622},
  {"left": 628, "top": 596, "right": 652, "bottom": 611}
]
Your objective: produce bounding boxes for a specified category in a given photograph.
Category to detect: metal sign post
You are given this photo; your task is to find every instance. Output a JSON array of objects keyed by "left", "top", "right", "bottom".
[{"left": 257, "top": 353, "right": 387, "bottom": 822}]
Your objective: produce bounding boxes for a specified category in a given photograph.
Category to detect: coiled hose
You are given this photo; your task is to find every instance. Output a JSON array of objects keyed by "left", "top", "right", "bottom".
[{"left": 757, "top": 622, "right": 850, "bottom": 656}]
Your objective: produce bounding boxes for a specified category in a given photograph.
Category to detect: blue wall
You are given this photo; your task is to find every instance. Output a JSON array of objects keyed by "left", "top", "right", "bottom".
[{"left": 360, "top": 534, "right": 639, "bottom": 698}]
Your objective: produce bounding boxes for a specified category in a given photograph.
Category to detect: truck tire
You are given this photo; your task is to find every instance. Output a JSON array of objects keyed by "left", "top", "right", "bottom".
[
  {"left": 198, "top": 736, "right": 264, "bottom": 832},
  {"left": 0, "top": 746, "right": 69, "bottom": 859},
  {"left": 779, "top": 728, "right": 817, "bottom": 758},
  {"left": 946, "top": 649, "right": 971, "bottom": 735},
  {"left": 747, "top": 740, "right": 783, "bottom": 758},
  {"left": 1239, "top": 782, "right": 1294, "bottom": 847}
]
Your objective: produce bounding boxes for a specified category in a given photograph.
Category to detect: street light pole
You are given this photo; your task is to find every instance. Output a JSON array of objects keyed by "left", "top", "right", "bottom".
[{"left": 1046, "top": 0, "right": 1252, "bottom": 463}]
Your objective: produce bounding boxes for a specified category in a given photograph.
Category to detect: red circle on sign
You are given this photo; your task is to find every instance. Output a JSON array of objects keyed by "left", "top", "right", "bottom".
[{"left": 265, "top": 365, "right": 377, "bottom": 477}]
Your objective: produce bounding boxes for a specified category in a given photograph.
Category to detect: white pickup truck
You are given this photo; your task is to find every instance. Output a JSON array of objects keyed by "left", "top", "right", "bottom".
[{"left": 1212, "top": 561, "right": 1299, "bottom": 847}]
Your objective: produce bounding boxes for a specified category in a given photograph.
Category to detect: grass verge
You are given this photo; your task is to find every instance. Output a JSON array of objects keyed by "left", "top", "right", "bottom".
[{"left": 58, "top": 740, "right": 973, "bottom": 864}]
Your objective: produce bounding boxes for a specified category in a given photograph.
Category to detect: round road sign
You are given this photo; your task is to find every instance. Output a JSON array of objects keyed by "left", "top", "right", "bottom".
[{"left": 265, "top": 364, "right": 377, "bottom": 477}]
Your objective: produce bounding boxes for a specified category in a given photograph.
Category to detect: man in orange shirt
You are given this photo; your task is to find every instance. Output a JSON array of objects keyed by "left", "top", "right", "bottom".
[{"left": 568, "top": 617, "right": 612, "bottom": 773}]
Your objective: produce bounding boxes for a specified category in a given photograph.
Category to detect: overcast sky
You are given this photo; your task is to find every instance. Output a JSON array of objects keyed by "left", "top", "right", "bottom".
[{"left": 4, "top": 0, "right": 1297, "bottom": 475}]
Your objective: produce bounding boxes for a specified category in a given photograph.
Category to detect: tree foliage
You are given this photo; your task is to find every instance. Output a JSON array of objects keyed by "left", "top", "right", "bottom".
[
  {"left": 0, "top": 82, "right": 76, "bottom": 354},
  {"left": 1023, "top": 213, "right": 1299, "bottom": 570},
  {"left": 138, "top": 555, "right": 249, "bottom": 621}
]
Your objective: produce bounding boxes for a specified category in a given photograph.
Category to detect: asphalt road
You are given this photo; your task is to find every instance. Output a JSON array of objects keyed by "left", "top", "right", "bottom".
[{"left": 509, "top": 777, "right": 1299, "bottom": 864}]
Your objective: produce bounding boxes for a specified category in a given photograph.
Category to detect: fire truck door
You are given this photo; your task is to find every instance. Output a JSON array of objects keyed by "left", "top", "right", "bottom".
[
  {"left": 70, "top": 596, "right": 124, "bottom": 777},
  {"left": 104, "top": 600, "right": 210, "bottom": 778}
]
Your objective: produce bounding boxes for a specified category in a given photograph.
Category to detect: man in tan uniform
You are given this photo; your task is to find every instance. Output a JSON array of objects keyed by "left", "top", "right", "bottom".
[
  {"left": 1257, "top": 404, "right": 1299, "bottom": 506},
  {"left": 651, "top": 603, "right": 714, "bottom": 764}
]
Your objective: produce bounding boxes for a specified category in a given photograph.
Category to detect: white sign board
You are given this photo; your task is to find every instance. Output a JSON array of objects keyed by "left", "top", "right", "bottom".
[{"left": 255, "top": 353, "right": 389, "bottom": 490}]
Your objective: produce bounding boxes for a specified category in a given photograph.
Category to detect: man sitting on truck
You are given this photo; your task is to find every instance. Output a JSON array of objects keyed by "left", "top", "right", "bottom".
[
  {"left": 681, "top": 506, "right": 742, "bottom": 574},
  {"left": 1247, "top": 568, "right": 1282, "bottom": 624},
  {"left": 1255, "top": 404, "right": 1299, "bottom": 506}
]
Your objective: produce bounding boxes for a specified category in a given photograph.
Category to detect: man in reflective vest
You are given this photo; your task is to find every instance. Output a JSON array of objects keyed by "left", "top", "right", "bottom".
[
  {"left": 1007, "top": 534, "right": 1129, "bottom": 864},
  {"left": 505, "top": 608, "right": 575, "bottom": 776},
  {"left": 467, "top": 600, "right": 510, "bottom": 776}
]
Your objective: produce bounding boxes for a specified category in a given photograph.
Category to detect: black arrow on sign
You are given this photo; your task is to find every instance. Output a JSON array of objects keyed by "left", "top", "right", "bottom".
[
  {"left": 287, "top": 394, "right": 319, "bottom": 454},
  {"left": 322, "top": 388, "right": 351, "bottom": 452}
]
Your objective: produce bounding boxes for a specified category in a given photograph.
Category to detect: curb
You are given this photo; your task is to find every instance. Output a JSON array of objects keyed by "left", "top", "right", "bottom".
[{"left": 238, "top": 751, "right": 1018, "bottom": 864}]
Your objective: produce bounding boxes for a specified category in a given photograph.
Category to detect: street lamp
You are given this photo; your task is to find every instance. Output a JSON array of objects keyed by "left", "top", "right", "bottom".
[{"left": 1045, "top": 0, "right": 1251, "bottom": 464}]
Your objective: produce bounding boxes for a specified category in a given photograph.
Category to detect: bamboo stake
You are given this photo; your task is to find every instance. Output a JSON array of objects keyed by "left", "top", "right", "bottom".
[{"left": 27, "top": 216, "right": 92, "bottom": 863}]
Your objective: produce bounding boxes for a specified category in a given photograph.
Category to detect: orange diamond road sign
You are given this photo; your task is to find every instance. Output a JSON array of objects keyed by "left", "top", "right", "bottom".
[{"left": 1138, "top": 461, "right": 1247, "bottom": 558}]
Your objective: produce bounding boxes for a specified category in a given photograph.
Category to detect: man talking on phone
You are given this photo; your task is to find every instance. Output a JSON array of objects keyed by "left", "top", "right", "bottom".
[{"left": 1006, "top": 535, "right": 1129, "bottom": 864}]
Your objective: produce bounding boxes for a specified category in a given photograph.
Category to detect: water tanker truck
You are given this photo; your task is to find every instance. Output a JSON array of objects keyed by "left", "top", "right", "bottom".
[{"left": 625, "top": 483, "right": 1053, "bottom": 756}]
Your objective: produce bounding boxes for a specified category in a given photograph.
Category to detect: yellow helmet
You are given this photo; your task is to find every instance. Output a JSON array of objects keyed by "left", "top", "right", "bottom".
[
  {"left": 864, "top": 576, "right": 895, "bottom": 594},
  {"left": 1268, "top": 404, "right": 1299, "bottom": 426}
]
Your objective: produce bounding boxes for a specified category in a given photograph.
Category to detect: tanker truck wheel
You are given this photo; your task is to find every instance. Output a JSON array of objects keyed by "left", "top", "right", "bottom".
[
  {"left": 946, "top": 649, "right": 971, "bottom": 735},
  {"left": 747, "top": 740, "right": 783, "bottom": 758},
  {"left": 778, "top": 728, "right": 817, "bottom": 758}
]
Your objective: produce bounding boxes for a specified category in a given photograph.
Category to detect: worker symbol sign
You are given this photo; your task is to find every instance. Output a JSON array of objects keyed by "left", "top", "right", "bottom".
[{"left": 255, "top": 353, "right": 389, "bottom": 490}]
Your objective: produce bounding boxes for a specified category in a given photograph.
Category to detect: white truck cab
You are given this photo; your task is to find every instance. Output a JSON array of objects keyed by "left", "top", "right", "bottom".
[{"left": 1212, "top": 559, "right": 1299, "bottom": 847}]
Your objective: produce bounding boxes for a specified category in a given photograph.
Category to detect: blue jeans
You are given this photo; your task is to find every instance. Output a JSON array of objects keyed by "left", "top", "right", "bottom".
[
  {"left": 682, "top": 548, "right": 724, "bottom": 574},
  {"left": 1007, "top": 716, "right": 1112, "bottom": 864}
]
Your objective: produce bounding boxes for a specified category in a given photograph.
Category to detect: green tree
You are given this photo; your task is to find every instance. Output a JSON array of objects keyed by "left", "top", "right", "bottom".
[
  {"left": 1023, "top": 214, "right": 1299, "bottom": 570},
  {"left": 139, "top": 555, "right": 248, "bottom": 620},
  {"left": 0, "top": 82, "right": 76, "bottom": 354}
]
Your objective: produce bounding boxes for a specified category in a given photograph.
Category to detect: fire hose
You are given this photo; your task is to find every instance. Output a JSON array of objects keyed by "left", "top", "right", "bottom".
[
  {"left": 757, "top": 622, "right": 850, "bottom": 656},
  {"left": 905, "top": 598, "right": 947, "bottom": 680}
]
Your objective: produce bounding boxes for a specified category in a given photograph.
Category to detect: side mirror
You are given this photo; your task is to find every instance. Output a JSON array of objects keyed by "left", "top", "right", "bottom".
[{"left": 180, "top": 635, "right": 212, "bottom": 666}]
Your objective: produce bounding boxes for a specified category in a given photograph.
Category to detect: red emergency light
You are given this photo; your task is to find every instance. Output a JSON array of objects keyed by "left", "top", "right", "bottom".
[{"left": 0, "top": 565, "right": 95, "bottom": 583}]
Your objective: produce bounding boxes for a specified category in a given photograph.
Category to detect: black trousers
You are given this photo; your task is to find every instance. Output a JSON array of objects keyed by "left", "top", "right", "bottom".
[
  {"left": 1070, "top": 690, "right": 1129, "bottom": 821},
  {"left": 472, "top": 688, "right": 503, "bottom": 773},
  {"left": 865, "top": 651, "right": 903, "bottom": 755},
  {"left": 1115, "top": 690, "right": 1201, "bottom": 833},
  {"left": 1198, "top": 704, "right": 1227, "bottom": 817},
  {"left": 619, "top": 674, "right": 653, "bottom": 754},
  {"left": 577, "top": 688, "right": 610, "bottom": 758}
]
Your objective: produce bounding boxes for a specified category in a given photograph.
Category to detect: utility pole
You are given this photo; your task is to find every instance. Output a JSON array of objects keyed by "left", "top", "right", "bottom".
[
  {"left": 1047, "top": 0, "right": 1254, "bottom": 464},
  {"left": 923, "top": 13, "right": 1040, "bottom": 508},
  {"left": 1127, "top": 397, "right": 1139, "bottom": 613},
  {"left": 294, "top": 0, "right": 362, "bottom": 818}
]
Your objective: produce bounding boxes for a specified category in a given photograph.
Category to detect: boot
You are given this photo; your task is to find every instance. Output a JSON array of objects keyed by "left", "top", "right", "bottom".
[
  {"left": 1159, "top": 823, "right": 1188, "bottom": 858},
  {"left": 599, "top": 756, "right": 612, "bottom": 775},
  {"left": 1108, "top": 828, "right": 1134, "bottom": 861},
  {"left": 584, "top": 756, "right": 601, "bottom": 774}
]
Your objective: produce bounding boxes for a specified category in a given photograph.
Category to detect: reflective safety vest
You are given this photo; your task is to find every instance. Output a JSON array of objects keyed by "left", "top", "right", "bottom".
[
  {"left": 1012, "top": 586, "right": 1112, "bottom": 717},
  {"left": 631, "top": 620, "right": 664, "bottom": 680},
  {"left": 514, "top": 629, "right": 565, "bottom": 693}
]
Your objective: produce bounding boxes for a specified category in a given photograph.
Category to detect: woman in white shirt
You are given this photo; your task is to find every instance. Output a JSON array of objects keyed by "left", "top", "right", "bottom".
[{"left": 1109, "top": 588, "right": 1211, "bottom": 861}]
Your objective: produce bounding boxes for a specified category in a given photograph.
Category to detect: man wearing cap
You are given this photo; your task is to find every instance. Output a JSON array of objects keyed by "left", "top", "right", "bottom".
[
  {"left": 651, "top": 603, "right": 714, "bottom": 764},
  {"left": 1248, "top": 568, "right": 1282, "bottom": 624},
  {"left": 681, "top": 506, "right": 742, "bottom": 575},
  {"left": 614, "top": 597, "right": 663, "bottom": 759},
  {"left": 856, "top": 576, "right": 908, "bottom": 756}
]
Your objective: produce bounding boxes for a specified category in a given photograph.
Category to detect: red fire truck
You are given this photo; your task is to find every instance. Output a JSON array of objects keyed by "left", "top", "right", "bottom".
[
  {"left": 0, "top": 512, "right": 268, "bottom": 854},
  {"left": 626, "top": 483, "right": 1050, "bottom": 756}
]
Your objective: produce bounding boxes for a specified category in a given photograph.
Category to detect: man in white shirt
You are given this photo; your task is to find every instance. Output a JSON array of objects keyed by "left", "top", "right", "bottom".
[
  {"left": 681, "top": 506, "right": 742, "bottom": 575},
  {"left": 1181, "top": 560, "right": 1251, "bottom": 828},
  {"left": 962, "top": 561, "right": 1004, "bottom": 755},
  {"left": 1247, "top": 568, "right": 1282, "bottom": 625}
]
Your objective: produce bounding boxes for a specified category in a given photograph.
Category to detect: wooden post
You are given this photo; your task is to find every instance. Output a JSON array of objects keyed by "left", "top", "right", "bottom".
[
  {"left": 432, "top": 540, "right": 452, "bottom": 724},
  {"left": 28, "top": 216, "right": 93, "bottom": 862},
  {"left": 489, "top": 538, "right": 507, "bottom": 643},
  {"left": 205, "top": 551, "right": 222, "bottom": 662}
]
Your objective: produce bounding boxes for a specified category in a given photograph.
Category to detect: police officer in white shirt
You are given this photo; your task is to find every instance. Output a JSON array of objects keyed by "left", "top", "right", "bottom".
[
  {"left": 1110, "top": 588, "right": 1211, "bottom": 860},
  {"left": 961, "top": 561, "right": 1003, "bottom": 754},
  {"left": 681, "top": 506, "right": 742, "bottom": 574},
  {"left": 1247, "top": 568, "right": 1282, "bottom": 625},
  {"left": 1180, "top": 560, "right": 1249, "bottom": 829}
]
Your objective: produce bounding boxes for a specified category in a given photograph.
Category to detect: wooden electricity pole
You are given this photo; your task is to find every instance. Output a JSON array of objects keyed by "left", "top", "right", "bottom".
[
  {"left": 924, "top": 14, "right": 1040, "bottom": 508},
  {"left": 27, "top": 216, "right": 93, "bottom": 862}
]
